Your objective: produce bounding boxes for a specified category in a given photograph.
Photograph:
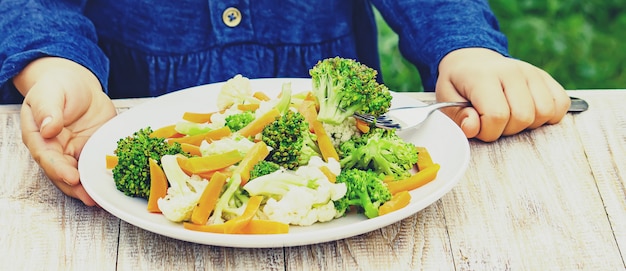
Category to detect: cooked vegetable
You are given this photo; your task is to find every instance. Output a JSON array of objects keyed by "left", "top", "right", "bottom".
[
  {"left": 183, "top": 219, "right": 289, "bottom": 234},
  {"left": 208, "top": 173, "right": 245, "bottom": 225},
  {"left": 222, "top": 195, "right": 263, "bottom": 233},
  {"left": 112, "top": 127, "right": 188, "bottom": 199},
  {"left": 378, "top": 190, "right": 411, "bottom": 216},
  {"left": 237, "top": 108, "right": 280, "bottom": 138},
  {"left": 147, "top": 158, "right": 168, "bottom": 213},
  {"left": 243, "top": 156, "right": 346, "bottom": 226},
  {"left": 216, "top": 74, "right": 261, "bottom": 110},
  {"left": 415, "top": 146, "right": 434, "bottom": 171},
  {"left": 334, "top": 168, "right": 392, "bottom": 219},
  {"left": 386, "top": 163, "right": 440, "bottom": 195},
  {"left": 150, "top": 124, "right": 181, "bottom": 139},
  {"left": 339, "top": 128, "right": 418, "bottom": 179},
  {"left": 105, "top": 154, "right": 118, "bottom": 169},
  {"left": 182, "top": 111, "right": 218, "bottom": 123},
  {"left": 309, "top": 57, "right": 392, "bottom": 125},
  {"left": 157, "top": 155, "right": 209, "bottom": 222},
  {"left": 190, "top": 172, "right": 228, "bottom": 225},
  {"left": 249, "top": 160, "right": 281, "bottom": 180},
  {"left": 234, "top": 141, "right": 271, "bottom": 185},
  {"left": 167, "top": 126, "right": 232, "bottom": 146},
  {"left": 261, "top": 110, "right": 321, "bottom": 170},
  {"left": 225, "top": 111, "right": 255, "bottom": 132},
  {"left": 179, "top": 150, "right": 243, "bottom": 174}
]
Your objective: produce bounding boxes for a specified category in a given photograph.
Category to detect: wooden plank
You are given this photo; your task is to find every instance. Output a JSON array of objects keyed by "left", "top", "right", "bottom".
[
  {"left": 116, "top": 221, "right": 285, "bottom": 270},
  {"left": 0, "top": 112, "right": 119, "bottom": 270},
  {"left": 285, "top": 201, "right": 454, "bottom": 270},
  {"left": 573, "top": 90, "right": 626, "bottom": 266},
  {"left": 441, "top": 113, "right": 624, "bottom": 270}
]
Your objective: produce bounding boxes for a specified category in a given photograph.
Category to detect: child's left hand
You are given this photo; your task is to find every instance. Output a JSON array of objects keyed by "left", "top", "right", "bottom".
[{"left": 435, "top": 48, "right": 570, "bottom": 142}]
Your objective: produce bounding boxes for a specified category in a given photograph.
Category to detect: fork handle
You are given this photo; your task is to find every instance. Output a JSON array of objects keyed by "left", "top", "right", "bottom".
[{"left": 390, "top": 101, "right": 471, "bottom": 111}]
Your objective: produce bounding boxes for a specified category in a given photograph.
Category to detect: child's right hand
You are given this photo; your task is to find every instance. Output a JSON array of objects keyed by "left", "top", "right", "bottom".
[{"left": 13, "top": 57, "right": 117, "bottom": 206}]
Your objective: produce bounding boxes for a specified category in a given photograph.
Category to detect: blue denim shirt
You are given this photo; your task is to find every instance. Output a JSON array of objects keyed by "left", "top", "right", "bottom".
[{"left": 0, "top": 0, "right": 508, "bottom": 104}]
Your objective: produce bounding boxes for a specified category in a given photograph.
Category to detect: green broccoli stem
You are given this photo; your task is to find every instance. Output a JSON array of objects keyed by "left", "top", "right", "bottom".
[
  {"left": 315, "top": 80, "right": 360, "bottom": 124},
  {"left": 348, "top": 191, "right": 379, "bottom": 219}
]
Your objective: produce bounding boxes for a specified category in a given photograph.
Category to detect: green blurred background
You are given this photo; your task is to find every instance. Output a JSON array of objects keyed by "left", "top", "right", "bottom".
[{"left": 376, "top": 0, "right": 626, "bottom": 92}]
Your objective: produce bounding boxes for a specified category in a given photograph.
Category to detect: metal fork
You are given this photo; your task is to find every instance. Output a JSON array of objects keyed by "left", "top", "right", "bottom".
[
  {"left": 354, "top": 96, "right": 589, "bottom": 130},
  {"left": 353, "top": 101, "right": 471, "bottom": 130}
]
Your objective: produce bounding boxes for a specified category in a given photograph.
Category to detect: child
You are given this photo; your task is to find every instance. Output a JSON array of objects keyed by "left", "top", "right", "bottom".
[{"left": 0, "top": 1, "right": 570, "bottom": 205}]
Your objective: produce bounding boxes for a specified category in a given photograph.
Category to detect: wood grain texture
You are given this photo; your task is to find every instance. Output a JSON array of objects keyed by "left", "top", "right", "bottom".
[
  {"left": 0, "top": 110, "right": 119, "bottom": 271},
  {"left": 1, "top": 91, "right": 624, "bottom": 270},
  {"left": 573, "top": 90, "right": 626, "bottom": 268}
]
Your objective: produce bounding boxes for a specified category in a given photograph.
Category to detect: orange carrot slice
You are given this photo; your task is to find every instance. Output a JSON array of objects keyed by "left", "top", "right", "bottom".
[
  {"left": 235, "top": 141, "right": 270, "bottom": 185},
  {"left": 183, "top": 219, "right": 289, "bottom": 234},
  {"left": 167, "top": 126, "right": 231, "bottom": 146},
  {"left": 147, "top": 158, "right": 168, "bottom": 213},
  {"left": 319, "top": 166, "right": 336, "bottom": 183},
  {"left": 253, "top": 91, "right": 271, "bottom": 101},
  {"left": 180, "top": 143, "right": 202, "bottom": 157},
  {"left": 183, "top": 222, "right": 225, "bottom": 233},
  {"left": 355, "top": 118, "right": 371, "bottom": 133},
  {"left": 237, "top": 103, "right": 260, "bottom": 111},
  {"left": 297, "top": 100, "right": 317, "bottom": 132},
  {"left": 105, "top": 155, "right": 118, "bottom": 169},
  {"left": 312, "top": 120, "right": 339, "bottom": 162},
  {"left": 182, "top": 111, "right": 220, "bottom": 123},
  {"left": 222, "top": 195, "right": 263, "bottom": 233},
  {"left": 415, "top": 146, "right": 434, "bottom": 171},
  {"left": 190, "top": 172, "right": 228, "bottom": 225},
  {"left": 386, "top": 163, "right": 440, "bottom": 195},
  {"left": 378, "top": 190, "right": 411, "bottom": 216},
  {"left": 298, "top": 100, "right": 338, "bottom": 161},
  {"left": 150, "top": 124, "right": 182, "bottom": 139},
  {"left": 237, "top": 108, "right": 280, "bottom": 138},
  {"left": 180, "top": 150, "right": 243, "bottom": 174}
]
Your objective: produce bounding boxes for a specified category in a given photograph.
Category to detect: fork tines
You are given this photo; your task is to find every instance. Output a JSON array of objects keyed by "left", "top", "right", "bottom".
[{"left": 353, "top": 113, "right": 401, "bottom": 130}]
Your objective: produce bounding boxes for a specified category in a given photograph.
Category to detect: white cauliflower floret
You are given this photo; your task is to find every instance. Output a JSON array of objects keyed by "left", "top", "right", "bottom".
[
  {"left": 207, "top": 105, "right": 244, "bottom": 130},
  {"left": 199, "top": 134, "right": 256, "bottom": 157},
  {"left": 296, "top": 156, "right": 345, "bottom": 201},
  {"left": 157, "top": 155, "right": 208, "bottom": 222},
  {"left": 262, "top": 186, "right": 338, "bottom": 226},
  {"left": 243, "top": 159, "right": 347, "bottom": 226},
  {"left": 216, "top": 74, "right": 260, "bottom": 110},
  {"left": 322, "top": 116, "right": 360, "bottom": 148},
  {"left": 306, "top": 156, "right": 341, "bottom": 176}
]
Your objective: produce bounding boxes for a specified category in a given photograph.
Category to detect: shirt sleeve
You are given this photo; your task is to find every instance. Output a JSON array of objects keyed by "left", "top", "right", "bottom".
[
  {"left": 371, "top": 0, "right": 509, "bottom": 91},
  {"left": 0, "top": 0, "right": 109, "bottom": 103}
]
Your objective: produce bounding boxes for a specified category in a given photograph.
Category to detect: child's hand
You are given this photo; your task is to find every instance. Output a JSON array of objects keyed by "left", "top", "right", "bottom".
[
  {"left": 435, "top": 48, "right": 570, "bottom": 142},
  {"left": 14, "top": 57, "right": 117, "bottom": 205}
]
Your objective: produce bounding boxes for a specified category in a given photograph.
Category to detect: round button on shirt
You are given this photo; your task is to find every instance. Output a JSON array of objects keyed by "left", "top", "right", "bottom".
[{"left": 223, "top": 7, "right": 242, "bottom": 27}]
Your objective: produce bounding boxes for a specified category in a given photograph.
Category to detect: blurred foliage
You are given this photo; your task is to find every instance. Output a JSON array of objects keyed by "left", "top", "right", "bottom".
[
  {"left": 376, "top": 1, "right": 626, "bottom": 92},
  {"left": 375, "top": 10, "right": 423, "bottom": 92}
]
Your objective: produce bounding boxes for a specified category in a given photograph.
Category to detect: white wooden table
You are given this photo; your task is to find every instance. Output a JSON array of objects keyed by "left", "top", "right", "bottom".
[{"left": 1, "top": 90, "right": 624, "bottom": 270}]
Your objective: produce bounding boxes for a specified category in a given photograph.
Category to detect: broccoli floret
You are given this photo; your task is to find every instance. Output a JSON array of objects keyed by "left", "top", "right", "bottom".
[
  {"left": 112, "top": 127, "right": 188, "bottom": 199},
  {"left": 334, "top": 168, "right": 392, "bottom": 218},
  {"left": 339, "top": 128, "right": 418, "bottom": 179},
  {"left": 225, "top": 111, "right": 255, "bottom": 131},
  {"left": 261, "top": 110, "right": 321, "bottom": 169},
  {"left": 249, "top": 160, "right": 281, "bottom": 180},
  {"left": 309, "top": 57, "right": 392, "bottom": 125},
  {"left": 300, "top": 130, "right": 321, "bottom": 166}
]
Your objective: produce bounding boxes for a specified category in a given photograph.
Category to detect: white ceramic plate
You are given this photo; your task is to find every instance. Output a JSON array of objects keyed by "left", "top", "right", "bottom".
[{"left": 79, "top": 78, "right": 470, "bottom": 248}]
